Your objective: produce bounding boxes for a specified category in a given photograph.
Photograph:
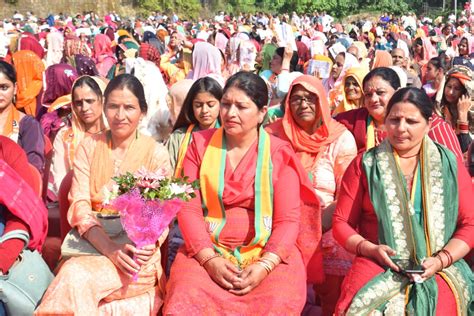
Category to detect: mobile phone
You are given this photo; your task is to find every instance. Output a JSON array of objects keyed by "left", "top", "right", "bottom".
[{"left": 392, "top": 258, "right": 424, "bottom": 274}]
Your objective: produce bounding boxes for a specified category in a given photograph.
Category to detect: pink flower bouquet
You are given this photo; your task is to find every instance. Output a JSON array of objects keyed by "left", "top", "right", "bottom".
[{"left": 104, "top": 167, "right": 198, "bottom": 280}]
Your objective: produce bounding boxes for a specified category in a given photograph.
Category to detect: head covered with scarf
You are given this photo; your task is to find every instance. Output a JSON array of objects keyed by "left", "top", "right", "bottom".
[{"left": 267, "top": 75, "right": 347, "bottom": 170}]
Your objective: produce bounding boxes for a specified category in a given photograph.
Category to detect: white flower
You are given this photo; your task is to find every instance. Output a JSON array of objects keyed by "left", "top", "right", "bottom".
[
  {"left": 169, "top": 182, "right": 187, "bottom": 195},
  {"left": 102, "top": 184, "right": 119, "bottom": 205}
]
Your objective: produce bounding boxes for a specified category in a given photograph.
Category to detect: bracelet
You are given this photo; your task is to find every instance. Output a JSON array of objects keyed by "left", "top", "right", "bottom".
[
  {"left": 198, "top": 253, "right": 220, "bottom": 266},
  {"left": 457, "top": 120, "right": 469, "bottom": 129},
  {"left": 433, "top": 250, "right": 447, "bottom": 269},
  {"left": 256, "top": 259, "right": 273, "bottom": 274},
  {"left": 457, "top": 124, "right": 469, "bottom": 131},
  {"left": 281, "top": 67, "right": 289, "bottom": 72},
  {"left": 356, "top": 239, "right": 368, "bottom": 256},
  {"left": 439, "top": 249, "right": 454, "bottom": 267},
  {"left": 434, "top": 254, "right": 445, "bottom": 270},
  {"left": 262, "top": 252, "right": 281, "bottom": 266}
]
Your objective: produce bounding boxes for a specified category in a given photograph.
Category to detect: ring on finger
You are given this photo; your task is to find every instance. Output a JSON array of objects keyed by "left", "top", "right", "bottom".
[{"left": 413, "top": 274, "right": 424, "bottom": 284}]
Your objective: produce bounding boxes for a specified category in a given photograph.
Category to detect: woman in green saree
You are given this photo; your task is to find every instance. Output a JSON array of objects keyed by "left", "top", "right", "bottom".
[{"left": 333, "top": 87, "right": 474, "bottom": 315}]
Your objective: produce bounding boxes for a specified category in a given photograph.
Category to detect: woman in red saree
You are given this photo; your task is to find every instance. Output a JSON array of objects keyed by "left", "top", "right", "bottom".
[
  {"left": 164, "top": 71, "right": 321, "bottom": 314},
  {"left": 335, "top": 67, "right": 464, "bottom": 160},
  {"left": 333, "top": 88, "right": 473, "bottom": 315}
]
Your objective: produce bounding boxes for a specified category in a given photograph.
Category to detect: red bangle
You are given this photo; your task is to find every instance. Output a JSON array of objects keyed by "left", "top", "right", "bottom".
[
  {"left": 356, "top": 239, "right": 368, "bottom": 256},
  {"left": 434, "top": 255, "right": 445, "bottom": 270},
  {"left": 440, "top": 249, "right": 454, "bottom": 267},
  {"left": 198, "top": 253, "right": 219, "bottom": 266}
]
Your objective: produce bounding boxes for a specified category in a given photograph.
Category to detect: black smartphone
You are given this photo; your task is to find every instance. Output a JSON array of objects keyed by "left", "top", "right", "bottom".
[{"left": 392, "top": 258, "right": 424, "bottom": 274}]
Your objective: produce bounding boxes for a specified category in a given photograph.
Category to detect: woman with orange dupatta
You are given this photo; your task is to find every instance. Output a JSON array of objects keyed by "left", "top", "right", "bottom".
[
  {"left": 266, "top": 75, "right": 357, "bottom": 316},
  {"left": 50, "top": 76, "right": 108, "bottom": 201},
  {"left": 35, "top": 74, "right": 171, "bottom": 315},
  {"left": 164, "top": 72, "right": 321, "bottom": 315},
  {"left": 11, "top": 50, "right": 45, "bottom": 117},
  {"left": 332, "top": 67, "right": 368, "bottom": 115},
  {"left": 0, "top": 60, "right": 45, "bottom": 174}
]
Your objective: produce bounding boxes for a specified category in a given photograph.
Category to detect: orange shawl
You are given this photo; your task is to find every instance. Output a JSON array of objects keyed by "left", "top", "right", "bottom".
[
  {"left": 266, "top": 75, "right": 347, "bottom": 170},
  {"left": 372, "top": 50, "right": 393, "bottom": 69},
  {"left": 12, "top": 50, "right": 45, "bottom": 116}
]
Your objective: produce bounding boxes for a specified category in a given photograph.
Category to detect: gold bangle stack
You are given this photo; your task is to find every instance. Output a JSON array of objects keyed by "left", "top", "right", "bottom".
[
  {"left": 263, "top": 252, "right": 282, "bottom": 265},
  {"left": 256, "top": 260, "right": 273, "bottom": 274},
  {"left": 256, "top": 252, "right": 282, "bottom": 274}
]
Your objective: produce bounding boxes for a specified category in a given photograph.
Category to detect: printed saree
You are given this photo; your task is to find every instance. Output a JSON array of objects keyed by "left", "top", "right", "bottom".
[{"left": 346, "top": 137, "right": 473, "bottom": 315}]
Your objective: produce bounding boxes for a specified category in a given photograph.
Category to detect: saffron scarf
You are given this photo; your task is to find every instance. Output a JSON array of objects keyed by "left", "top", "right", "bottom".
[
  {"left": 12, "top": 50, "right": 45, "bottom": 116},
  {"left": 366, "top": 115, "right": 376, "bottom": 150},
  {"left": 200, "top": 127, "right": 273, "bottom": 268},
  {"left": 281, "top": 75, "right": 347, "bottom": 170},
  {"left": 1, "top": 106, "right": 21, "bottom": 143},
  {"left": 174, "top": 124, "right": 195, "bottom": 178},
  {"left": 174, "top": 121, "right": 221, "bottom": 178},
  {"left": 333, "top": 66, "right": 368, "bottom": 115},
  {"left": 347, "top": 137, "right": 473, "bottom": 315},
  {"left": 371, "top": 50, "right": 393, "bottom": 69}
]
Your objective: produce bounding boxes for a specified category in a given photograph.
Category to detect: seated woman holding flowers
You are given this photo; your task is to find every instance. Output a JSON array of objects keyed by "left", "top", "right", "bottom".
[
  {"left": 164, "top": 72, "right": 321, "bottom": 314},
  {"left": 35, "top": 74, "right": 172, "bottom": 315}
]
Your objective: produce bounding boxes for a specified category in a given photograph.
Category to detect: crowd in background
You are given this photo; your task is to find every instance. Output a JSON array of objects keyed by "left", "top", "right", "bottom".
[{"left": 0, "top": 4, "right": 473, "bottom": 315}]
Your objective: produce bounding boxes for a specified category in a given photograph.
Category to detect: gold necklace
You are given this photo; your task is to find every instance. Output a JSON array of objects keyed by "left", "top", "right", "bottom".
[{"left": 85, "top": 128, "right": 106, "bottom": 135}]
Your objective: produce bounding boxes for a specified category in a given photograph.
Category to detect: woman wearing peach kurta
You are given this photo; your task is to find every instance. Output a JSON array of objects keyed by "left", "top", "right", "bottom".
[{"left": 35, "top": 74, "right": 171, "bottom": 315}]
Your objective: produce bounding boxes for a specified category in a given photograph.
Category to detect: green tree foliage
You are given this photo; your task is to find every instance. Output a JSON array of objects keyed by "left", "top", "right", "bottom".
[
  {"left": 136, "top": 0, "right": 420, "bottom": 20},
  {"left": 136, "top": 0, "right": 202, "bottom": 19}
]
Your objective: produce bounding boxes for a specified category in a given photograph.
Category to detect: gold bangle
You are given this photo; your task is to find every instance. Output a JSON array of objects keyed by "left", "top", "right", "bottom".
[
  {"left": 263, "top": 252, "right": 281, "bottom": 265},
  {"left": 256, "top": 260, "right": 272, "bottom": 274},
  {"left": 260, "top": 258, "right": 275, "bottom": 269}
]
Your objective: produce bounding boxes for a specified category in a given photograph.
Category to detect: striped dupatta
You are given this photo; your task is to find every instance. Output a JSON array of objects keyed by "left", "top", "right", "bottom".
[{"left": 199, "top": 127, "right": 273, "bottom": 268}]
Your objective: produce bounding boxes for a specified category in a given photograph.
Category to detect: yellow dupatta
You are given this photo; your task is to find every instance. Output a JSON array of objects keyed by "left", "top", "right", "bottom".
[{"left": 174, "top": 124, "right": 195, "bottom": 178}]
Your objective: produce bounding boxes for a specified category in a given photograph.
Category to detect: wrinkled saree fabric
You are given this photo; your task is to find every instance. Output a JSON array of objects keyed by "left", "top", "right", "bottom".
[{"left": 347, "top": 137, "right": 473, "bottom": 315}]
